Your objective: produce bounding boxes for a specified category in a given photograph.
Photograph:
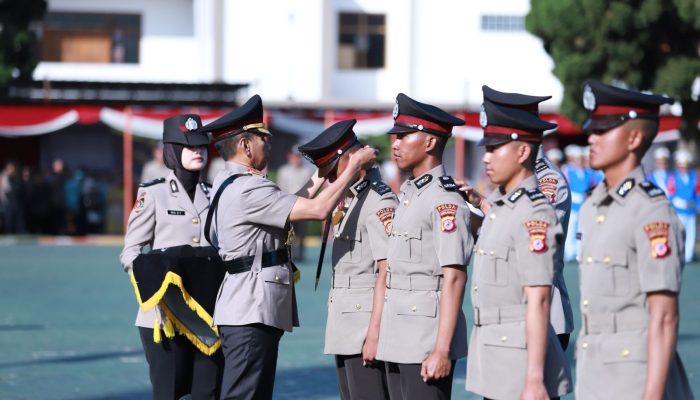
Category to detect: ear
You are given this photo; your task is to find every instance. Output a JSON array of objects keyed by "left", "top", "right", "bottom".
[
  {"left": 517, "top": 142, "right": 531, "bottom": 164},
  {"left": 627, "top": 127, "right": 644, "bottom": 153},
  {"left": 424, "top": 134, "right": 437, "bottom": 153}
]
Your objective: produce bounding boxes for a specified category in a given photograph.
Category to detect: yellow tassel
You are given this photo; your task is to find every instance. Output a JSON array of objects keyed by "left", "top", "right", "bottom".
[
  {"left": 163, "top": 316, "right": 175, "bottom": 339},
  {"left": 293, "top": 269, "right": 301, "bottom": 284},
  {"left": 153, "top": 317, "right": 162, "bottom": 343}
]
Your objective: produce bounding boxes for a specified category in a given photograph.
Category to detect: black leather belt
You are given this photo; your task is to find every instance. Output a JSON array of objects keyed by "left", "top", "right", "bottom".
[{"left": 224, "top": 249, "right": 289, "bottom": 274}]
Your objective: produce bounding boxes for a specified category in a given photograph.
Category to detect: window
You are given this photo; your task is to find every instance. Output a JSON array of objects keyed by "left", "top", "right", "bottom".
[
  {"left": 481, "top": 15, "right": 525, "bottom": 32},
  {"left": 41, "top": 12, "right": 141, "bottom": 64},
  {"left": 338, "top": 12, "right": 386, "bottom": 69}
]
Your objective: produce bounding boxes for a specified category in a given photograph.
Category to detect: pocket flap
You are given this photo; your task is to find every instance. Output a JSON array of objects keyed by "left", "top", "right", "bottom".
[
  {"left": 602, "top": 334, "right": 646, "bottom": 363},
  {"left": 399, "top": 226, "right": 422, "bottom": 241},
  {"left": 338, "top": 228, "right": 362, "bottom": 242},
  {"left": 595, "top": 249, "right": 627, "bottom": 268},
  {"left": 339, "top": 293, "right": 374, "bottom": 313},
  {"left": 481, "top": 323, "right": 526, "bottom": 349},
  {"left": 395, "top": 294, "right": 437, "bottom": 317},
  {"left": 261, "top": 266, "right": 290, "bottom": 285},
  {"left": 488, "top": 244, "right": 509, "bottom": 261}
]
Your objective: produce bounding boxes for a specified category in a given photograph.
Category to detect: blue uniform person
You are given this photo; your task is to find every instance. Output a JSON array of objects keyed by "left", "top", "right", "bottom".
[{"left": 668, "top": 149, "right": 699, "bottom": 263}]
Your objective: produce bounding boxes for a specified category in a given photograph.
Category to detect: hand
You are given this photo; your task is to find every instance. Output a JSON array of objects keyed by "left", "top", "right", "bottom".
[
  {"left": 520, "top": 380, "right": 549, "bottom": 400},
  {"left": 361, "top": 336, "right": 378, "bottom": 366},
  {"left": 420, "top": 350, "right": 451, "bottom": 382},
  {"left": 317, "top": 161, "right": 336, "bottom": 179},
  {"left": 349, "top": 146, "right": 378, "bottom": 170},
  {"left": 454, "top": 179, "right": 484, "bottom": 209}
]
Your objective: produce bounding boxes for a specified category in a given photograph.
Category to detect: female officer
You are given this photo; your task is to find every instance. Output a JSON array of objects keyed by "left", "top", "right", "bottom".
[{"left": 120, "top": 114, "right": 223, "bottom": 400}]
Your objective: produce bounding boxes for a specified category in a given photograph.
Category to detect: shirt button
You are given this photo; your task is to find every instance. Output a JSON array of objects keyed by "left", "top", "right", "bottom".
[
  {"left": 622, "top": 349, "right": 630, "bottom": 358},
  {"left": 586, "top": 256, "right": 593, "bottom": 264},
  {"left": 411, "top": 305, "right": 417, "bottom": 312},
  {"left": 334, "top": 233, "right": 340, "bottom": 239},
  {"left": 583, "top": 299, "right": 589, "bottom": 307},
  {"left": 355, "top": 304, "right": 361, "bottom": 310},
  {"left": 489, "top": 250, "right": 495, "bottom": 256},
  {"left": 596, "top": 215, "right": 605, "bottom": 224},
  {"left": 344, "top": 235, "right": 349, "bottom": 240},
  {"left": 489, "top": 213, "right": 496, "bottom": 220},
  {"left": 500, "top": 336, "right": 507, "bottom": 342},
  {"left": 192, "top": 218, "right": 199, "bottom": 224},
  {"left": 473, "top": 285, "right": 478, "bottom": 292},
  {"left": 582, "top": 342, "right": 588, "bottom": 349},
  {"left": 275, "top": 275, "right": 280, "bottom": 281},
  {"left": 403, "top": 200, "right": 409, "bottom": 206},
  {"left": 603, "top": 256, "right": 611, "bottom": 264},
  {"left": 192, "top": 238, "right": 199, "bottom": 243}
]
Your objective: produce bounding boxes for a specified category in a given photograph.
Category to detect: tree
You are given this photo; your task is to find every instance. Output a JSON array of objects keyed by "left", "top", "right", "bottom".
[
  {"left": 0, "top": 0, "right": 47, "bottom": 89},
  {"left": 526, "top": 0, "right": 700, "bottom": 152}
]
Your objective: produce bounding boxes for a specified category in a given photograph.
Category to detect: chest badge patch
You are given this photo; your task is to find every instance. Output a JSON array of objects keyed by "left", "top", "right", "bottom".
[
  {"left": 538, "top": 177, "right": 558, "bottom": 203},
  {"left": 133, "top": 194, "right": 145, "bottom": 212},
  {"left": 644, "top": 222, "right": 671, "bottom": 259},
  {"left": 526, "top": 220, "right": 549, "bottom": 253},
  {"left": 437, "top": 203, "right": 458, "bottom": 233},
  {"left": 376, "top": 207, "right": 395, "bottom": 235}
]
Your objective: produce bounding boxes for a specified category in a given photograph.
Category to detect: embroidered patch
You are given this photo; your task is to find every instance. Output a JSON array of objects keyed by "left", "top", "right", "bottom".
[
  {"left": 439, "top": 176, "right": 458, "bottom": 191},
  {"left": 167, "top": 210, "right": 185, "bottom": 215},
  {"left": 437, "top": 204, "right": 458, "bottom": 233},
  {"left": 509, "top": 188, "right": 526, "bottom": 203},
  {"left": 376, "top": 207, "right": 395, "bottom": 235},
  {"left": 525, "top": 220, "right": 549, "bottom": 253},
  {"left": 644, "top": 222, "right": 671, "bottom": 259},
  {"left": 169, "top": 180, "right": 179, "bottom": 193},
  {"left": 616, "top": 178, "right": 635, "bottom": 197},
  {"left": 354, "top": 180, "right": 369, "bottom": 193},
  {"left": 538, "top": 178, "right": 558, "bottom": 203},
  {"left": 133, "top": 194, "right": 145, "bottom": 212},
  {"left": 535, "top": 160, "right": 548, "bottom": 173},
  {"left": 414, "top": 174, "right": 433, "bottom": 189},
  {"left": 526, "top": 189, "right": 547, "bottom": 202},
  {"left": 371, "top": 181, "right": 392, "bottom": 195}
]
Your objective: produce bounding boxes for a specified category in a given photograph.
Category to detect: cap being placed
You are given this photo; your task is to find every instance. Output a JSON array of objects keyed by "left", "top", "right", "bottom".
[
  {"left": 199, "top": 95, "right": 271, "bottom": 143},
  {"left": 478, "top": 100, "right": 557, "bottom": 146},
  {"left": 298, "top": 119, "right": 360, "bottom": 168},
  {"left": 582, "top": 80, "right": 673, "bottom": 132},
  {"left": 388, "top": 93, "right": 464, "bottom": 137},
  {"left": 482, "top": 85, "right": 551, "bottom": 115},
  {"left": 162, "top": 114, "right": 209, "bottom": 146}
]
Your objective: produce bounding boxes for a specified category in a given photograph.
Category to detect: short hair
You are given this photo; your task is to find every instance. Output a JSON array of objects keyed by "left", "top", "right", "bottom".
[
  {"left": 432, "top": 135, "right": 448, "bottom": 155},
  {"left": 526, "top": 142, "right": 540, "bottom": 170},
  {"left": 633, "top": 119, "right": 659, "bottom": 157},
  {"left": 214, "top": 131, "right": 254, "bottom": 161}
]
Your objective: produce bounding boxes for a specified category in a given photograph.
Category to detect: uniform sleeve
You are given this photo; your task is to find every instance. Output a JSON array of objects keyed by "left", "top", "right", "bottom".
[
  {"left": 431, "top": 195, "right": 474, "bottom": 268},
  {"left": 120, "top": 187, "right": 156, "bottom": 270},
  {"left": 242, "top": 176, "right": 298, "bottom": 229},
  {"left": 514, "top": 204, "right": 560, "bottom": 287},
  {"left": 635, "top": 202, "right": 682, "bottom": 293},
  {"left": 365, "top": 194, "right": 397, "bottom": 261}
]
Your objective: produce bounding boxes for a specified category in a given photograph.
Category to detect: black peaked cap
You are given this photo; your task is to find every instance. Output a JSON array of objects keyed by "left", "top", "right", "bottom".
[
  {"left": 198, "top": 95, "right": 269, "bottom": 142},
  {"left": 298, "top": 119, "right": 359, "bottom": 168},
  {"left": 162, "top": 114, "right": 209, "bottom": 146},
  {"left": 482, "top": 85, "right": 551, "bottom": 114},
  {"left": 389, "top": 93, "right": 464, "bottom": 136}
]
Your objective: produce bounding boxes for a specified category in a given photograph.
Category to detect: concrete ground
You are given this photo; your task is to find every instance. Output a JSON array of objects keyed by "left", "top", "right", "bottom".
[{"left": 0, "top": 244, "right": 697, "bottom": 399}]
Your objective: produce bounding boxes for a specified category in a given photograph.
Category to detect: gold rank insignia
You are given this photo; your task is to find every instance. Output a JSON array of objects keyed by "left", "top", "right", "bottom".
[
  {"left": 538, "top": 177, "right": 557, "bottom": 203},
  {"left": 436, "top": 203, "right": 457, "bottom": 233},
  {"left": 643, "top": 222, "right": 671, "bottom": 259},
  {"left": 526, "top": 220, "right": 549, "bottom": 253},
  {"left": 376, "top": 207, "right": 395, "bottom": 235},
  {"left": 331, "top": 210, "right": 345, "bottom": 225}
]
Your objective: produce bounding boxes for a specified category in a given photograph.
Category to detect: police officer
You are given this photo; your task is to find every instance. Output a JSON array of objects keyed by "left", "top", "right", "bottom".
[
  {"left": 479, "top": 85, "right": 575, "bottom": 350},
  {"left": 120, "top": 114, "right": 223, "bottom": 400},
  {"left": 375, "top": 93, "right": 473, "bottom": 399},
  {"left": 199, "top": 95, "right": 377, "bottom": 400},
  {"left": 576, "top": 80, "right": 693, "bottom": 399},
  {"left": 298, "top": 119, "right": 397, "bottom": 400},
  {"left": 465, "top": 99, "right": 572, "bottom": 399}
]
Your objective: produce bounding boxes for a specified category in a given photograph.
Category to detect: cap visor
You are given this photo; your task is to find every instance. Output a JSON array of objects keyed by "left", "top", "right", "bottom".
[
  {"left": 185, "top": 134, "right": 211, "bottom": 146},
  {"left": 583, "top": 117, "right": 625, "bottom": 133},
  {"left": 477, "top": 135, "right": 512, "bottom": 147},
  {"left": 387, "top": 125, "right": 417, "bottom": 134}
]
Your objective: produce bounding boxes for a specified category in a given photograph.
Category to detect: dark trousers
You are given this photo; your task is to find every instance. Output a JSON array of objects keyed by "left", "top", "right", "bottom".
[
  {"left": 385, "top": 361, "right": 455, "bottom": 400},
  {"left": 219, "top": 324, "right": 284, "bottom": 400},
  {"left": 335, "top": 354, "right": 390, "bottom": 400},
  {"left": 557, "top": 333, "right": 570, "bottom": 351},
  {"left": 138, "top": 327, "right": 224, "bottom": 400}
]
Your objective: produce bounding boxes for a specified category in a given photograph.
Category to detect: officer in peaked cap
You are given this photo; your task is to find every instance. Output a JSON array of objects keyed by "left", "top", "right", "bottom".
[
  {"left": 375, "top": 93, "right": 473, "bottom": 400},
  {"left": 477, "top": 85, "right": 576, "bottom": 352},
  {"left": 121, "top": 114, "right": 224, "bottom": 400},
  {"left": 200, "top": 95, "right": 378, "bottom": 400},
  {"left": 465, "top": 100, "right": 572, "bottom": 399},
  {"left": 299, "top": 119, "right": 396, "bottom": 400},
  {"left": 576, "top": 80, "right": 693, "bottom": 399}
]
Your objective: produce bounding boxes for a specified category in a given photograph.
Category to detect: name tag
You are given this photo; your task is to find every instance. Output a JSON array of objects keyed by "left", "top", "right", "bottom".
[{"left": 167, "top": 210, "right": 185, "bottom": 215}]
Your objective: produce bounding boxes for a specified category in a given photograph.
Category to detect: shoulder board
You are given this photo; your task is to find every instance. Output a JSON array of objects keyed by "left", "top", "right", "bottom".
[
  {"left": 414, "top": 173, "right": 432, "bottom": 189},
  {"left": 535, "top": 159, "right": 548, "bottom": 174},
  {"left": 508, "top": 188, "right": 526, "bottom": 203},
  {"left": 616, "top": 178, "right": 635, "bottom": 198},
  {"left": 585, "top": 184, "right": 596, "bottom": 196},
  {"left": 638, "top": 181, "right": 665, "bottom": 199},
  {"left": 526, "top": 188, "right": 547, "bottom": 202},
  {"left": 439, "top": 176, "right": 459, "bottom": 192},
  {"left": 370, "top": 181, "right": 392, "bottom": 196},
  {"left": 199, "top": 181, "right": 211, "bottom": 195},
  {"left": 139, "top": 177, "right": 166, "bottom": 188}
]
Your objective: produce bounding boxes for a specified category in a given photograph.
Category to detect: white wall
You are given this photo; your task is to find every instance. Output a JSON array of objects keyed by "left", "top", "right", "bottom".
[{"left": 34, "top": 0, "right": 214, "bottom": 83}]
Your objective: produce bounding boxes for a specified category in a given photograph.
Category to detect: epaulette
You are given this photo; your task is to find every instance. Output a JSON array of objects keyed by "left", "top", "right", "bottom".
[
  {"left": 439, "top": 176, "right": 459, "bottom": 192},
  {"left": 638, "top": 181, "right": 665, "bottom": 199},
  {"left": 616, "top": 178, "right": 635, "bottom": 198},
  {"left": 508, "top": 188, "right": 526, "bottom": 203},
  {"left": 526, "top": 188, "right": 547, "bottom": 202},
  {"left": 370, "top": 181, "right": 392, "bottom": 196},
  {"left": 535, "top": 159, "right": 548, "bottom": 174},
  {"left": 199, "top": 181, "right": 211, "bottom": 196},
  {"left": 139, "top": 177, "right": 166, "bottom": 188}
]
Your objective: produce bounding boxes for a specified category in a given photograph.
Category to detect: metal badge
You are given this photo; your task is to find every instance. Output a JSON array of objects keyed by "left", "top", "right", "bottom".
[
  {"left": 393, "top": 100, "right": 399, "bottom": 120},
  {"left": 479, "top": 104, "right": 488, "bottom": 128},
  {"left": 185, "top": 117, "right": 199, "bottom": 131},
  {"left": 583, "top": 85, "right": 596, "bottom": 111}
]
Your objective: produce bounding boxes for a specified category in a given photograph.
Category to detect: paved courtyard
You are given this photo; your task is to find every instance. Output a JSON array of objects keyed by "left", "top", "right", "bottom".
[{"left": 0, "top": 244, "right": 698, "bottom": 399}]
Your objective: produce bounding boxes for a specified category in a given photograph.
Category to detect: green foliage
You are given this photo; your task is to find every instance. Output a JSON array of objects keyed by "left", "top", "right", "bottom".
[
  {"left": 0, "top": 0, "right": 47, "bottom": 88},
  {"left": 527, "top": 0, "right": 700, "bottom": 128}
]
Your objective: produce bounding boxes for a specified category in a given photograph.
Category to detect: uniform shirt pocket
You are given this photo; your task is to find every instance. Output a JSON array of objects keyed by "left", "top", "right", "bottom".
[
  {"left": 587, "top": 249, "right": 629, "bottom": 296},
  {"left": 334, "top": 229, "right": 363, "bottom": 264},
  {"left": 602, "top": 333, "right": 647, "bottom": 364},
  {"left": 394, "top": 293, "right": 437, "bottom": 318},
  {"left": 261, "top": 266, "right": 291, "bottom": 285},
  {"left": 394, "top": 226, "right": 422, "bottom": 263},
  {"left": 480, "top": 244, "right": 510, "bottom": 287},
  {"left": 482, "top": 322, "right": 526, "bottom": 349},
  {"left": 339, "top": 293, "right": 373, "bottom": 314}
]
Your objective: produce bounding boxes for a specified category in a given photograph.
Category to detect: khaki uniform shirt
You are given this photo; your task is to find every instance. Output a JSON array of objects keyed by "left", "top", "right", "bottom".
[
  {"left": 325, "top": 168, "right": 398, "bottom": 355},
  {"left": 466, "top": 175, "right": 572, "bottom": 399},
  {"left": 536, "top": 155, "right": 574, "bottom": 334},
  {"left": 576, "top": 166, "right": 693, "bottom": 399},
  {"left": 210, "top": 162, "right": 299, "bottom": 332},
  {"left": 120, "top": 171, "right": 211, "bottom": 328},
  {"left": 376, "top": 165, "right": 473, "bottom": 364}
]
